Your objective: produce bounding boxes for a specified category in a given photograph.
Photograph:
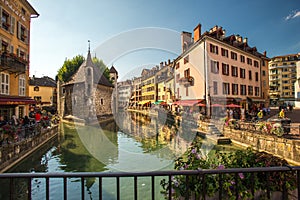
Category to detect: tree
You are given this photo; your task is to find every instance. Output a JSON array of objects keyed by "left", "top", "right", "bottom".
[
  {"left": 57, "top": 55, "right": 111, "bottom": 83},
  {"left": 57, "top": 55, "right": 85, "bottom": 82}
]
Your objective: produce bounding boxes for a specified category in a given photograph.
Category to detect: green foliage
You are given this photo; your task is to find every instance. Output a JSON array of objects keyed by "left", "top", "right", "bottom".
[
  {"left": 57, "top": 55, "right": 112, "bottom": 83},
  {"left": 92, "top": 57, "right": 112, "bottom": 83},
  {"left": 160, "top": 137, "right": 297, "bottom": 199},
  {"left": 57, "top": 55, "right": 85, "bottom": 82}
]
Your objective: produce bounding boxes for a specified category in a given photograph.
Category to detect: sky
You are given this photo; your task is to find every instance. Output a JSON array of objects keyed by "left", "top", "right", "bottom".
[{"left": 28, "top": 0, "right": 300, "bottom": 80}]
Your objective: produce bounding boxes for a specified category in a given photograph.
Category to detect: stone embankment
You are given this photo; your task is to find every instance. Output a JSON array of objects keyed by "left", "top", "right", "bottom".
[{"left": 0, "top": 125, "right": 58, "bottom": 172}]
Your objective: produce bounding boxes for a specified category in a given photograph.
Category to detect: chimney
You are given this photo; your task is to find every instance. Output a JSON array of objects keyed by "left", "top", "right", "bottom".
[
  {"left": 193, "top": 23, "right": 201, "bottom": 42},
  {"left": 168, "top": 59, "right": 170, "bottom": 65},
  {"left": 243, "top": 37, "right": 248, "bottom": 44},
  {"left": 160, "top": 62, "right": 163, "bottom": 68},
  {"left": 263, "top": 51, "right": 267, "bottom": 57},
  {"left": 181, "top": 31, "right": 192, "bottom": 53}
]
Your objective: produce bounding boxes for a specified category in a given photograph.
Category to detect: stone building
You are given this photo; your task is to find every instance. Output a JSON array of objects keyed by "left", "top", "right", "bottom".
[{"left": 58, "top": 49, "right": 117, "bottom": 124}]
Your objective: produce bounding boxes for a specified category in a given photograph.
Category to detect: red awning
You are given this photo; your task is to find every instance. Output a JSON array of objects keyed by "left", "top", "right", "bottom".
[
  {"left": 0, "top": 96, "right": 36, "bottom": 105},
  {"left": 173, "top": 99, "right": 204, "bottom": 106}
]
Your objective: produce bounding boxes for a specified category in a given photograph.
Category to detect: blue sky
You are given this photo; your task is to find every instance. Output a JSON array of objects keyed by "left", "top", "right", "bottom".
[{"left": 29, "top": 0, "right": 300, "bottom": 80}]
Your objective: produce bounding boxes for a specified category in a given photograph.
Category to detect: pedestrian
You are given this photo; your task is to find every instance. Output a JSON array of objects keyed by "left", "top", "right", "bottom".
[
  {"left": 267, "top": 107, "right": 270, "bottom": 115},
  {"left": 279, "top": 109, "right": 285, "bottom": 118},
  {"left": 257, "top": 110, "right": 263, "bottom": 120},
  {"left": 0, "top": 115, "right": 7, "bottom": 127},
  {"left": 35, "top": 111, "right": 41, "bottom": 123}
]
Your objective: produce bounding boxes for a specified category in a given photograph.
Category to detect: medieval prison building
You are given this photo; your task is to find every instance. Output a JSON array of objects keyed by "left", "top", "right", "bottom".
[{"left": 58, "top": 50, "right": 117, "bottom": 124}]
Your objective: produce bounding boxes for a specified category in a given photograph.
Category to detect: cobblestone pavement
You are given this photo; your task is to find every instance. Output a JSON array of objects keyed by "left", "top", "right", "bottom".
[{"left": 270, "top": 107, "right": 300, "bottom": 123}]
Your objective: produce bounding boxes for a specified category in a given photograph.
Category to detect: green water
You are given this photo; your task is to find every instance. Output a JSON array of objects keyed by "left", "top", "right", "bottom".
[{"left": 3, "top": 111, "right": 241, "bottom": 199}]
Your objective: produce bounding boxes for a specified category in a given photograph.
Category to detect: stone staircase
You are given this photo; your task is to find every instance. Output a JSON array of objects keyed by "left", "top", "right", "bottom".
[
  {"left": 207, "top": 123, "right": 224, "bottom": 136},
  {"left": 206, "top": 123, "right": 231, "bottom": 144}
]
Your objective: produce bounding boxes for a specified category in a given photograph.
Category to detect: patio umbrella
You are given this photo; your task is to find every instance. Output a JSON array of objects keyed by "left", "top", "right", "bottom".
[
  {"left": 196, "top": 103, "right": 206, "bottom": 107},
  {"left": 226, "top": 103, "right": 242, "bottom": 108},
  {"left": 211, "top": 104, "right": 223, "bottom": 107}
]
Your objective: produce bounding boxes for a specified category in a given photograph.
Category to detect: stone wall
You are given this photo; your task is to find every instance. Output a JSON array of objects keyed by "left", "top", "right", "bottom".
[
  {"left": 223, "top": 127, "right": 300, "bottom": 165},
  {"left": 94, "top": 84, "right": 113, "bottom": 116},
  {"left": 0, "top": 125, "right": 58, "bottom": 172}
]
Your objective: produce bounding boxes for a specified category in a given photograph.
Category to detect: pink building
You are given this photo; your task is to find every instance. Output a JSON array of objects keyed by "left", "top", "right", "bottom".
[{"left": 175, "top": 24, "right": 268, "bottom": 117}]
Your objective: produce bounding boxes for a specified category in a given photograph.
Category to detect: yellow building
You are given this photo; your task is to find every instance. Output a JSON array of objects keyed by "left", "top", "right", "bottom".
[
  {"left": 140, "top": 67, "right": 158, "bottom": 106},
  {"left": 29, "top": 76, "right": 57, "bottom": 111},
  {"left": 0, "top": 0, "right": 39, "bottom": 120},
  {"left": 269, "top": 53, "right": 300, "bottom": 106}
]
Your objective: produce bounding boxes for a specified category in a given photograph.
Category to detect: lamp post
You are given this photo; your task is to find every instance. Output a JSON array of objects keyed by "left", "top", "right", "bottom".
[{"left": 206, "top": 86, "right": 212, "bottom": 119}]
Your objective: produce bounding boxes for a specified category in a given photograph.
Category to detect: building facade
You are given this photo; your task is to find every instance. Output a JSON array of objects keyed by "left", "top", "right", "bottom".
[
  {"left": 117, "top": 79, "right": 132, "bottom": 110},
  {"left": 294, "top": 61, "right": 300, "bottom": 108},
  {"left": 175, "top": 24, "right": 268, "bottom": 117},
  {"left": 269, "top": 53, "right": 300, "bottom": 106},
  {"left": 59, "top": 50, "right": 116, "bottom": 123},
  {"left": 29, "top": 75, "right": 57, "bottom": 111},
  {"left": 140, "top": 67, "right": 158, "bottom": 106},
  {"left": 0, "top": 0, "right": 38, "bottom": 120}
]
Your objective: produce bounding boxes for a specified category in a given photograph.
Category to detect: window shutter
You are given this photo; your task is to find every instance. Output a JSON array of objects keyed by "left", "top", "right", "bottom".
[
  {"left": 0, "top": 6, "right": 2, "bottom": 29},
  {"left": 17, "top": 21, "right": 21, "bottom": 39},
  {"left": 10, "top": 16, "right": 15, "bottom": 34},
  {"left": 25, "top": 29, "right": 29, "bottom": 44},
  {"left": 0, "top": 39, "right": 2, "bottom": 51},
  {"left": 16, "top": 48, "right": 20, "bottom": 57},
  {"left": 10, "top": 45, "right": 14, "bottom": 54}
]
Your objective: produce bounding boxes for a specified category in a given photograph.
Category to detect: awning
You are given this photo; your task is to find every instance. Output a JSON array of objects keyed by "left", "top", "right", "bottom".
[
  {"left": 173, "top": 99, "right": 204, "bottom": 106},
  {"left": 250, "top": 98, "right": 266, "bottom": 102},
  {"left": 0, "top": 96, "right": 36, "bottom": 105}
]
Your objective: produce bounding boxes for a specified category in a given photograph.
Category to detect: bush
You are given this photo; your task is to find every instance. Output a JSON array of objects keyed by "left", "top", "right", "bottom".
[{"left": 160, "top": 137, "right": 296, "bottom": 199}]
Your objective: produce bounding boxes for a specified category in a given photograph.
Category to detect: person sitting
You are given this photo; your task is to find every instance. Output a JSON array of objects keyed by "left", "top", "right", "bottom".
[
  {"left": 279, "top": 109, "right": 285, "bottom": 118},
  {"left": 257, "top": 110, "right": 263, "bottom": 120}
]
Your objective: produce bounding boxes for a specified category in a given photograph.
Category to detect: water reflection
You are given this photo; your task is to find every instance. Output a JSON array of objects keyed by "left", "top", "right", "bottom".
[{"left": 2, "top": 111, "right": 241, "bottom": 199}]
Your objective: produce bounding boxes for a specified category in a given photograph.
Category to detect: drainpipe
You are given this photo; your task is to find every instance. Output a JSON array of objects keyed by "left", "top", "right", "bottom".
[{"left": 204, "top": 38, "right": 211, "bottom": 118}]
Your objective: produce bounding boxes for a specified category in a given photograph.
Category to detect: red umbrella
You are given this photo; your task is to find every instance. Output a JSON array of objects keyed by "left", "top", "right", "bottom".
[
  {"left": 226, "top": 103, "right": 242, "bottom": 108},
  {"left": 196, "top": 103, "right": 206, "bottom": 107},
  {"left": 211, "top": 104, "right": 223, "bottom": 107}
]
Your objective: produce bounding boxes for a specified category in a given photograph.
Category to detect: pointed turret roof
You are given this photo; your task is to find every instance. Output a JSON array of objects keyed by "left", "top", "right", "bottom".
[{"left": 109, "top": 65, "right": 118, "bottom": 75}]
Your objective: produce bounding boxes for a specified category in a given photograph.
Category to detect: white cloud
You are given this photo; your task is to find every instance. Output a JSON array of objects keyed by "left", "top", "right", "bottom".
[{"left": 285, "top": 10, "right": 300, "bottom": 20}]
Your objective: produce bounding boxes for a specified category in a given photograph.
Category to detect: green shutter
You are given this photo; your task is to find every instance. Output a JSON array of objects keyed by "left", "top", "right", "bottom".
[{"left": 10, "top": 16, "right": 15, "bottom": 34}]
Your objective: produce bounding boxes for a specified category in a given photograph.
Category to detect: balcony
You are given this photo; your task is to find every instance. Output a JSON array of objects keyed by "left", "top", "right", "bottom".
[
  {"left": 178, "top": 76, "right": 194, "bottom": 87},
  {"left": 0, "top": 52, "right": 27, "bottom": 74}
]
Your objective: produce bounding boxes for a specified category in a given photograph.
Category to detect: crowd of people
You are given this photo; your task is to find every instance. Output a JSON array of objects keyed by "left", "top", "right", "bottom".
[{"left": 0, "top": 109, "right": 59, "bottom": 145}]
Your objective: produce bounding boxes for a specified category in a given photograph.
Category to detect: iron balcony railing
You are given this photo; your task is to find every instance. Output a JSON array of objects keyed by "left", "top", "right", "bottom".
[{"left": 0, "top": 166, "right": 300, "bottom": 200}]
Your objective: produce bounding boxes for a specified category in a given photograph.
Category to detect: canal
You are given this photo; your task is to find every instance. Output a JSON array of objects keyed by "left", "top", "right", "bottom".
[{"left": 2, "top": 111, "right": 242, "bottom": 199}]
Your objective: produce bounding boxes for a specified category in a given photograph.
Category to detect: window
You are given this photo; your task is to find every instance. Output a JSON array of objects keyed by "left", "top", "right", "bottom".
[
  {"left": 240, "top": 68, "right": 245, "bottom": 79},
  {"left": 176, "top": 74, "right": 180, "bottom": 82},
  {"left": 254, "top": 61, "right": 259, "bottom": 67},
  {"left": 184, "top": 55, "right": 189, "bottom": 64},
  {"left": 255, "top": 72, "right": 259, "bottom": 82},
  {"left": 175, "top": 63, "right": 180, "bottom": 69},
  {"left": 0, "top": 73, "right": 9, "bottom": 95},
  {"left": 210, "top": 60, "right": 219, "bottom": 74},
  {"left": 100, "top": 98, "right": 104, "bottom": 105},
  {"left": 247, "top": 58, "right": 252, "bottom": 65},
  {"left": 231, "top": 66, "right": 238, "bottom": 77},
  {"left": 1, "top": 9, "right": 9, "bottom": 31},
  {"left": 210, "top": 44, "right": 218, "bottom": 54},
  {"left": 222, "top": 82, "right": 230, "bottom": 95},
  {"left": 249, "top": 70, "right": 252, "bottom": 80},
  {"left": 240, "top": 85, "right": 246, "bottom": 95},
  {"left": 213, "top": 81, "right": 218, "bottom": 95},
  {"left": 222, "top": 63, "right": 229, "bottom": 75},
  {"left": 231, "top": 52, "right": 237, "bottom": 60},
  {"left": 184, "top": 68, "right": 190, "bottom": 78},
  {"left": 248, "top": 86, "right": 253, "bottom": 95},
  {"left": 240, "top": 55, "right": 245, "bottom": 63},
  {"left": 19, "top": 75, "right": 25, "bottom": 96},
  {"left": 221, "top": 48, "right": 228, "bottom": 57},
  {"left": 262, "top": 70, "right": 266, "bottom": 76},
  {"left": 177, "top": 88, "right": 180, "bottom": 99},
  {"left": 232, "top": 83, "right": 238, "bottom": 95},
  {"left": 255, "top": 87, "right": 259, "bottom": 96},
  {"left": 186, "top": 87, "right": 188, "bottom": 96}
]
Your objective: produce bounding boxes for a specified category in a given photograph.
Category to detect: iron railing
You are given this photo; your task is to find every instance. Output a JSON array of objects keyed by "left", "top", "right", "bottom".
[{"left": 0, "top": 166, "right": 299, "bottom": 200}]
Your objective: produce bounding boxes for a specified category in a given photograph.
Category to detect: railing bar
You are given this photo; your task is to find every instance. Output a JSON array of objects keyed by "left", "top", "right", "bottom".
[
  {"left": 28, "top": 177, "right": 32, "bottom": 200},
  {"left": 134, "top": 176, "right": 138, "bottom": 200},
  {"left": 282, "top": 171, "right": 287, "bottom": 200},
  {"left": 63, "top": 177, "right": 67, "bottom": 200},
  {"left": 219, "top": 174, "right": 223, "bottom": 200},
  {"left": 9, "top": 178, "right": 14, "bottom": 200},
  {"left": 250, "top": 173, "right": 255, "bottom": 200},
  {"left": 99, "top": 177, "right": 102, "bottom": 200},
  {"left": 185, "top": 175, "right": 189, "bottom": 199},
  {"left": 151, "top": 176, "right": 155, "bottom": 200},
  {"left": 266, "top": 172, "right": 270, "bottom": 199},
  {"left": 81, "top": 177, "right": 85, "bottom": 200},
  {"left": 202, "top": 174, "right": 206, "bottom": 200},
  {"left": 168, "top": 175, "right": 172, "bottom": 200},
  {"left": 235, "top": 173, "right": 239, "bottom": 200},
  {"left": 46, "top": 177, "right": 50, "bottom": 200},
  {"left": 297, "top": 170, "right": 300, "bottom": 200},
  {"left": 116, "top": 177, "right": 120, "bottom": 200}
]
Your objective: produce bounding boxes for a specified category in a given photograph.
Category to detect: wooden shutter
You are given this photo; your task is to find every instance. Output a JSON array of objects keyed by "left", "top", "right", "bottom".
[
  {"left": 16, "top": 48, "right": 20, "bottom": 57},
  {"left": 25, "top": 29, "right": 29, "bottom": 44},
  {"left": 10, "top": 45, "right": 14, "bottom": 54},
  {"left": 0, "top": 6, "right": 2, "bottom": 29},
  {"left": 17, "top": 22, "right": 21, "bottom": 39},
  {"left": 0, "top": 39, "right": 2, "bottom": 52},
  {"left": 10, "top": 16, "right": 15, "bottom": 34}
]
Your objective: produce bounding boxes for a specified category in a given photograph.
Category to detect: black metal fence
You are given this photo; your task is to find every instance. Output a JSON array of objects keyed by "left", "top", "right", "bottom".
[{"left": 0, "top": 166, "right": 299, "bottom": 200}]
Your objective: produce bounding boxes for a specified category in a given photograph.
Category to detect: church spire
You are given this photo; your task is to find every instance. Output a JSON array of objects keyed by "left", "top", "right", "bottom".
[{"left": 86, "top": 40, "right": 93, "bottom": 67}]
